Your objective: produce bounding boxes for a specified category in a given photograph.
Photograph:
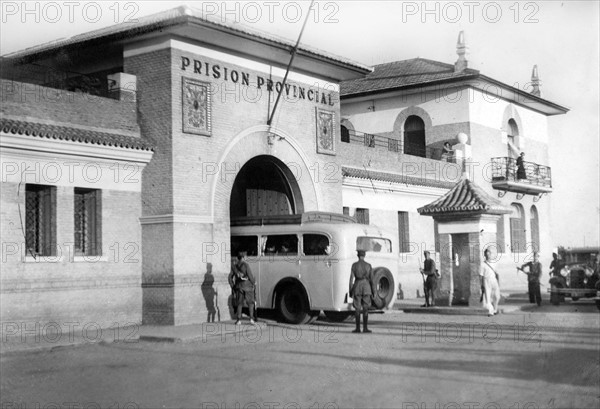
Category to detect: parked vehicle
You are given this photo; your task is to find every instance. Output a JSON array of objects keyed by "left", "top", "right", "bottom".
[
  {"left": 230, "top": 212, "right": 400, "bottom": 324},
  {"left": 549, "top": 263, "right": 598, "bottom": 305}
]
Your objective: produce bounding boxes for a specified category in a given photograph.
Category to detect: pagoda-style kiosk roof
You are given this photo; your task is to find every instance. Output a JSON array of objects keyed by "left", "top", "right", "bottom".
[
  {"left": 418, "top": 176, "right": 512, "bottom": 218},
  {"left": 418, "top": 176, "right": 511, "bottom": 309}
]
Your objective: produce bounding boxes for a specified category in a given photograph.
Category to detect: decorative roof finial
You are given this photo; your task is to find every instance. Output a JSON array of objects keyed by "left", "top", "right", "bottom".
[
  {"left": 531, "top": 65, "right": 541, "bottom": 97},
  {"left": 455, "top": 31, "right": 469, "bottom": 72}
]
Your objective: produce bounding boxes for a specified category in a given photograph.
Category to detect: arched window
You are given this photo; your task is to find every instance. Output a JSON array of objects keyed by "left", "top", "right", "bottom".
[
  {"left": 496, "top": 216, "right": 505, "bottom": 254},
  {"left": 507, "top": 119, "right": 519, "bottom": 157},
  {"left": 403, "top": 115, "right": 426, "bottom": 157},
  {"left": 510, "top": 203, "right": 526, "bottom": 253},
  {"left": 530, "top": 206, "right": 540, "bottom": 252},
  {"left": 340, "top": 125, "right": 350, "bottom": 143}
]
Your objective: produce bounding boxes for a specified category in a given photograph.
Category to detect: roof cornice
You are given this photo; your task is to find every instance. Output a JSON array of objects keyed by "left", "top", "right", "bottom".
[{"left": 3, "top": 6, "right": 371, "bottom": 81}]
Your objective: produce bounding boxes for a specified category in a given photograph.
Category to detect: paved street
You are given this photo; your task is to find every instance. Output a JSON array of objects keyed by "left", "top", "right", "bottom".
[{"left": 1, "top": 303, "right": 599, "bottom": 409}]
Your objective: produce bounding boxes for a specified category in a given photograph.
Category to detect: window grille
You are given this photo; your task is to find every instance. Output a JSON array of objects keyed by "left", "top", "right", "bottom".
[
  {"left": 398, "top": 212, "right": 410, "bottom": 253},
  {"left": 25, "top": 185, "right": 56, "bottom": 256},
  {"left": 74, "top": 188, "right": 102, "bottom": 256}
]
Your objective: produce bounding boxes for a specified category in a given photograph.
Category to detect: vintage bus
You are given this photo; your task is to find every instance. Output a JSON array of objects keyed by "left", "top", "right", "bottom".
[{"left": 230, "top": 212, "right": 400, "bottom": 324}]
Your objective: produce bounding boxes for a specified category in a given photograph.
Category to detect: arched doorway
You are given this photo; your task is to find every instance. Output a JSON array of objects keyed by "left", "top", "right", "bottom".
[
  {"left": 403, "top": 115, "right": 426, "bottom": 157},
  {"left": 230, "top": 155, "right": 304, "bottom": 218}
]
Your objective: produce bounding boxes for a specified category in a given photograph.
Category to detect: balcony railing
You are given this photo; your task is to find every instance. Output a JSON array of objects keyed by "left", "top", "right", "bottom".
[
  {"left": 343, "top": 130, "right": 451, "bottom": 161},
  {"left": 491, "top": 157, "right": 552, "bottom": 193}
]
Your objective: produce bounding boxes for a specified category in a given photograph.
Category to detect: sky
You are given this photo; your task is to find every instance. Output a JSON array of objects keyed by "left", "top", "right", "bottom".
[{"left": 1, "top": 0, "right": 599, "bottom": 247}]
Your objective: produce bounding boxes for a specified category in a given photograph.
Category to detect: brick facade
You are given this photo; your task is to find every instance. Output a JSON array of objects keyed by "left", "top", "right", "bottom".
[
  {"left": 126, "top": 41, "right": 346, "bottom": 324},
  {"left": 0, "top": 81, "right": 152, "bottom": 329}
]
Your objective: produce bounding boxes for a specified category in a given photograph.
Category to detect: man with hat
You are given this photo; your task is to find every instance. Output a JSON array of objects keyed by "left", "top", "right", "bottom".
[
  {"left": 349, "top": 250, "right": 374, "bottom": 333},
  {"left": 228, "top": 251, "right": 256, "bottom": 325},
  {"left": 519, "top": 251, "right": 543, "bottom": 306}
]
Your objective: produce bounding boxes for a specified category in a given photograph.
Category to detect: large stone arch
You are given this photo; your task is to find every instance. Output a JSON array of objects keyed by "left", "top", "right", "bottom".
[
  {"left": 210, "top": 125, "right": 322, "bottom": 224},
  {"left": 230, "top": 155, "right": 304, "bottom": 218}
]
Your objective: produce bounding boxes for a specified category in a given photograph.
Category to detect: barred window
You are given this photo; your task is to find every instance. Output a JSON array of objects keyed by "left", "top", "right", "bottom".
[
  {"left": 355, "top": 208, "right": 369, "bottom": 225},
  {"left": 25, "top": 184, "right": 57, "bottom": 257},
  {"left": 398, "top": 211, "right": 410, "bottom": 253},
  {"left": 74, "top": 188, "right": 102, "bottom": 256}
]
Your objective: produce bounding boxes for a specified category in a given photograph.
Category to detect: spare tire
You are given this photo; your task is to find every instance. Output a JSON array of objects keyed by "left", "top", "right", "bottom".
[{"left": 371, "top": 268, "right": 394, "bottom": 309}]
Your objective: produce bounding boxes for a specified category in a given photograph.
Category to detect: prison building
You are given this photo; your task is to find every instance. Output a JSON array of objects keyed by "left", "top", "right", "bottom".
[{"left": 0, "top": 7, "right": 568, "bottom": 327}]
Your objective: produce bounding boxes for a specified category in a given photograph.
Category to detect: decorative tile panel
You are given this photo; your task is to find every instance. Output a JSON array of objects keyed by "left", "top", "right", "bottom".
[
  {"left": 315, "top": 107, "right": 335, "bottom": 155},
  {"left": 182, "top": 77, "right": 211, "bottom": 136}
]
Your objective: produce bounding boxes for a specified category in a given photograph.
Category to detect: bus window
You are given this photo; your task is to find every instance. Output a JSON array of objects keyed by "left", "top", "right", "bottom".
[
  {"left": 303, "top": 234, "right": 330, "bottom": 256},
  {"left": 357, "top": 237, "right": 392, "bottom": 253},
  {"left": 263, "top": 234, "right": 298, "bottom": 255},
  {"left": 231, "top": 235, "right": 258, "bottom": 257}
]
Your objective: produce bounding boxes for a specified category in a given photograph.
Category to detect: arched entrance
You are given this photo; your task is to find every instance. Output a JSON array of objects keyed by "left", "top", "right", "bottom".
[
  {"left": 230, "top": 155, "right": 304, "bottom": 218},
  {"left": 403, "top": 115, "right": 426, "bottom": 157}
]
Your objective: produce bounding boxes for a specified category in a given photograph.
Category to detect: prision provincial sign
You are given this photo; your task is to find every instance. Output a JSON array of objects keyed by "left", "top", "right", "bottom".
[{"left": 181, "top": 56, "right": 336, "bottom": 107}]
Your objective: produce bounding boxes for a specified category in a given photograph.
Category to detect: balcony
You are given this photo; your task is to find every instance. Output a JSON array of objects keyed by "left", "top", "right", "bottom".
[
  {"left": 491, "top": 157, "right": 552, "bottom": 196},
  {"left": 343, "top": 130, "right": 454, "bottom": 162}
]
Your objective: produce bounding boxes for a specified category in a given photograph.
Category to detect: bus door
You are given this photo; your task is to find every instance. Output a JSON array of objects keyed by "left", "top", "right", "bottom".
[
  {"left": 300, "top": 233, "right": 334, "bottom": 309},
  {"left": 259, "top": 234, "right": 301, "bottom": 308}
]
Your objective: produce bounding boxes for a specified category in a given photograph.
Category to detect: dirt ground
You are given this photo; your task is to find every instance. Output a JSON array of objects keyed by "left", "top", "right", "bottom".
[{"left": 1, "top": 303, "right": 599, "bottom": 409}]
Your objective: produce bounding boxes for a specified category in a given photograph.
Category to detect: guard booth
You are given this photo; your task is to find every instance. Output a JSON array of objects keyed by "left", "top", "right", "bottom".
[{"left": 418, "top": 176, "right": 512, "bottom": 307}]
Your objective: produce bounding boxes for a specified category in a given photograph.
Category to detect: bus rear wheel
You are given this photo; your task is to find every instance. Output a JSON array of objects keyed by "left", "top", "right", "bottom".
[{"left": 277, "top": 285, "right": 313, "bottom": 324}]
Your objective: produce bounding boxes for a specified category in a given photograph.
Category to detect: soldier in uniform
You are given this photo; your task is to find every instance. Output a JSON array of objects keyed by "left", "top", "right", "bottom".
[
  {"left": 228, "top": 251, "right": 256, "bottom": 325},
  {"left": 420, "top": 251, "right": 437, "bottom": 307},
  {"left": 349, "top": 250, "right": 374, "bottom": 334},
  {"left": 519, "top": 251, "right": 543, "bottom": 306}
]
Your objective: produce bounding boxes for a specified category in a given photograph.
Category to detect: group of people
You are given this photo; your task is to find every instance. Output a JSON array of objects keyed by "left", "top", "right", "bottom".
[
  {"left": 229, "top": 248, "right": 597, "bottom": 330},
  {"left": 415, "top": 249, "right": 501, "bottom": 316},
  {"left": 227, "top": 249, "right": 378, "bottom": 333}
]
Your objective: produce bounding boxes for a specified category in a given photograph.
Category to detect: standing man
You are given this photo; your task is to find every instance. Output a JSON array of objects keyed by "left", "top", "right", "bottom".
[
  {"left": 549, "top": 252, "right": 566, "bottom": 285},
  {"left": 481, "top": 248, "right": 501, "bottom": 316},
  {"left": 519, "top": 251, "right": 543, "bottom": 306},
  {"left": 349, "top": 250, "right": 374, "bottom": 334},
  {"left": 420, "top": 251, "right": 437, "bottom": 307},
  {"left": 229, "top": 251, "right": 256, "bottom": 325}
]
